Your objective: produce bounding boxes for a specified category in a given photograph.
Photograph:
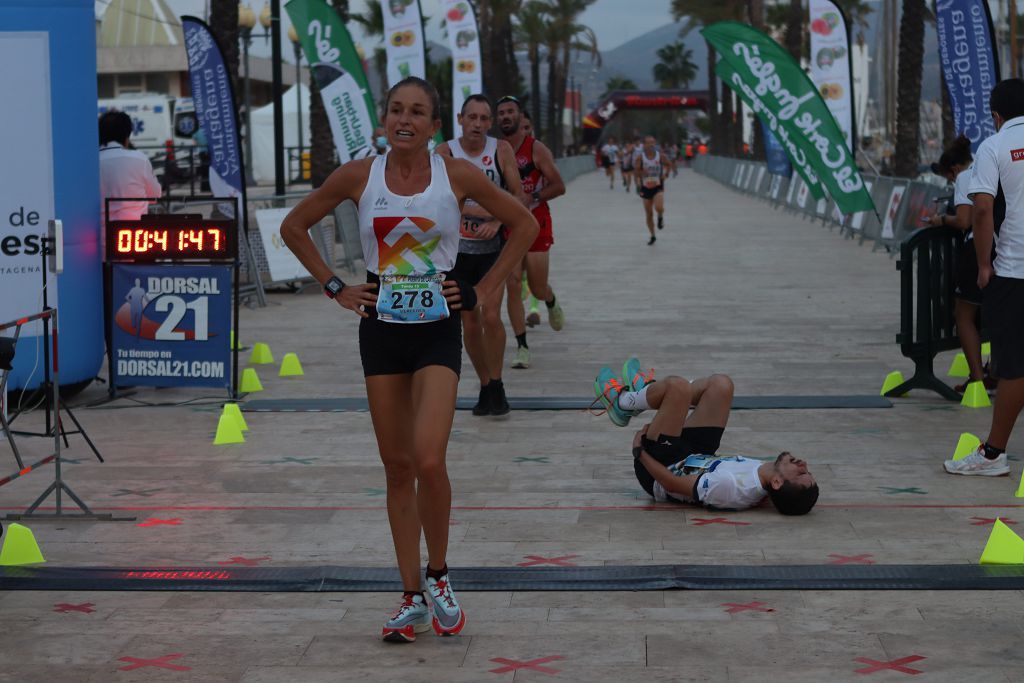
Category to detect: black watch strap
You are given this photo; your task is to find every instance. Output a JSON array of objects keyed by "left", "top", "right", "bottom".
[{"left": 323, "top": 276, "right": 345, "bottom": 299}]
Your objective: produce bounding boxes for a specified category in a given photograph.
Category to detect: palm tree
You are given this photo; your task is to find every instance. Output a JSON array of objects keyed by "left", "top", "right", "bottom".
[
  {"left": 514, "top": 1, "right": 548, "bottom": 136},
  {"left": 600, "top": 76, "right": 638, "bottom": 100},
  {"left": 350, "top": 0, "right": 387, "bottom": 102},
  {"left": 209, "top": 0, "right": 240, "bottom": 95},
  {"left": 653, "top": 41, "right": 698, "bottom": 89},
  {"left": 542, "top": 0, "right": 600, "bottom": 157},
  {"left": 309, "top": 1, "right": 350, "bottom": 188},
  {"left": 477, "top": 0, "right": 523, "bottom": 104},
  {"left": 893, "top": 0, "right": 926, "bottom": 177}
]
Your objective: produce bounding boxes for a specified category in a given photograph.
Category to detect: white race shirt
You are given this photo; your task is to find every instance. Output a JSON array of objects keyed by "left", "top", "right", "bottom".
[
  {"left": 99, "top": 142, "right": 161, "bottom": 222},
  {"left": 953, "top": 163, "right": 974, "bottom": 208},
  {"left": 968, "top": 116, "right": 1024, "bottom": 278},
  {"left": 653, "top": 455, "right": 767, "bottom": 510}
]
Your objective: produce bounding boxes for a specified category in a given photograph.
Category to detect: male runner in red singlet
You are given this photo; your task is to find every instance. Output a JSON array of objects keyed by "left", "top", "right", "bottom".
[{"left": 496, "top": 95, "right": 566, "bottom": 369}]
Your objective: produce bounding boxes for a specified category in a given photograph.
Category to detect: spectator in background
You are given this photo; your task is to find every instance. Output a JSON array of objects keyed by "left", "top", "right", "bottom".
[
  {"left": 946, "top": 78, "right": 1024, "bottom": 477},
  {"left": 929, "top": 136, "right": 995, "bottom": 395},
  {"left": 98, "top": 111, "right": 161, "bottom": 223}
]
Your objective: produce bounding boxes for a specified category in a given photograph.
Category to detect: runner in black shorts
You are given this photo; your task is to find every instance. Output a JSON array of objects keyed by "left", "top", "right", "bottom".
[
  {"left": 280, "top": 77, "right": 538, "bottom": 642},
  {"left": 635, "top": 135, "right": 667, "bottom": 245},
  {"left": 620, "top": 141, "right": 636, "bottom": 192}
]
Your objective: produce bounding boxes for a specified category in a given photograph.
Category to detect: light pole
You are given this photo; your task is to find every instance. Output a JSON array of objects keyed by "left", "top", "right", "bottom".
[
  {"left": 238, "top": 3, "right": 257, "bottom": 185},
  {"left": 288, "top": 24, "right": 304, "bottom": 183}
]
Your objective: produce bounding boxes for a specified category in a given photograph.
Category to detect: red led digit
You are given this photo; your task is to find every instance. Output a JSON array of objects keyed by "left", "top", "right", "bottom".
[
  {"left": 153, "top": 230, "right": 168, "bottom": 251},
  {"left": 207, "top": 228, "right": 221, "bottom": 251},
  {"left": 177, "top": 230, "right": 186, "bottom": 251},
  {"left": 117, "top": 230, "right": 132, "bottom": 253},
  {"left": 134, "top": 229, "right": 149, "bottom": 252}
]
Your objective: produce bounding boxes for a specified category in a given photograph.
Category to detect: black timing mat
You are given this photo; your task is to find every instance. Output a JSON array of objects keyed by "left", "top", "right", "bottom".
[
  {"left": 242, "top": 395, "right": 892, "bottom": 413},
  {"left": 1, "top": 564, "right": 1019, "bottom": 592}
]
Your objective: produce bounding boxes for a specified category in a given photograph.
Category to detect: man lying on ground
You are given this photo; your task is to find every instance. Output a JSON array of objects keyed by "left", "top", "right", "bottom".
[{"left": 593, "top": 359, "right": 819, "bottom": 515}]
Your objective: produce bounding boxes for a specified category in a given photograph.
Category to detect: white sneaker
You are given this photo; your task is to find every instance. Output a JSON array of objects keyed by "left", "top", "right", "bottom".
[
  {"left": 426, "top": 573, "right": 466, "bottom": 636},
  {"left": 381, "top": 593, "right": 431, "bottom": 642},
  {"left": 943, "top": 447, "right": 1010, "bottom": 476}
]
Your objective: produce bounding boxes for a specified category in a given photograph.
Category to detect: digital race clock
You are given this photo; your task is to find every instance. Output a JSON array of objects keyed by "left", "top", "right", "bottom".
[{"left": 106, "top": 216, "right": 237, "bottom": 262}]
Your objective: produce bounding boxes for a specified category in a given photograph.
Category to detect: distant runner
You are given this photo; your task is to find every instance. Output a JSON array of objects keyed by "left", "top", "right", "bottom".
[
  {"left": 635, "top": 135, "right": 667, "bottom": 245},
  {"left": 620, "top": 141, "right": 636, "bottom": 192},
  {"left": 600, "top": 137, "right": 619, "bottom": 190}
]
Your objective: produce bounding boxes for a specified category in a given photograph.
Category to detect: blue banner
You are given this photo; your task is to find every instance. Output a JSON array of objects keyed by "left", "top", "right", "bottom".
[
  {"left": 935, "top": 0, "right": 1001, "bottom": 152},
  {"left": 760, "top": 116, "right": 792, "bottom": 177},
  {"left": 110, "top": 264, "right": 232, "bottom": 389},
  {"left": 182, "top": 17, "right": 244, "bottom": 200}
]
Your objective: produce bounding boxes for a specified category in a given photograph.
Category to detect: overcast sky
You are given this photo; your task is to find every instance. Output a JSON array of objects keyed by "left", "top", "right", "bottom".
[{"left": 97, "top": 0, "right": 674, "bottom": 56}]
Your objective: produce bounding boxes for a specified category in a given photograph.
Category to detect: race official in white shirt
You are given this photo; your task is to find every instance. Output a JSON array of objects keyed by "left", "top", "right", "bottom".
[
  {"left": 98, "top": 111, "right": 161, "bottom": 223},
  {"left": 947, "top": 78, "right": 1024, "bottom": 477}
]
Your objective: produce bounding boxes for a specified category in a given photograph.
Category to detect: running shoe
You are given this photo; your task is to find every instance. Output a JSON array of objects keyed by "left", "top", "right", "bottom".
[
  {"left": 593, "top": 367, "right": 631, "bottom": 427},
  {"left": 622, "top": 357, "right": 655, "bottom": 393},
  {"left": 382, "top": 593, "right": 431, "bottom": 643},
  {"left": 943, "top": 446, "right": 1010, "bottom": 476},
  {"left": 512, "top": 346, "right": 531, "bottom": 369},
  {"left": 490, "top": 381, "right": 510, "bottom": 417},
  {"left": 426, "top": 572, "right": 466, "bottom": 636},
  {"left": 648, "top": 235, "right": 656, "bottom": 245},
  {"left": 657, "top": 214, "right": 664, "bottom": 230},
  {"left": 471, "top": 384, "right": 491, "bottom": 417},
  {"left": 526, "top": 297, "right": 541, "bottom": 327},
  {"left": 548, "top": 301, "right": 565, "bottom": 331}
]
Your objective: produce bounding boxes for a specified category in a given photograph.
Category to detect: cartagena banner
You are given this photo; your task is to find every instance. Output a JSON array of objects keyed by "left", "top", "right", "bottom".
[
  {"left": 809, "top": 0, "right": 854, "bottom": 152},
  {"left": 182, "top": 17, "right": 243, "bottom": 201},
  {"left": 443, "top": 0, "right": 482, "bottom": 136},
  {"left": 935, "top": 0, "right": 1001, "bottom": 151},
  {"left": 382, "top": 0, "right": 426, "bottom": 87},
  {"left": 286, "top": 0, "right": 378, "bottom": 162},
  {"left": 702, "top": 21, "right": 874, "bottom": 215}
]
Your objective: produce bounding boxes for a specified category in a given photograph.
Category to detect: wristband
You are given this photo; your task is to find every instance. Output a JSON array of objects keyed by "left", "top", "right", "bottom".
[
  {"left": 632, "top": 445, "right": 643, "bottom": 461},
  {"left": 323, "top": 275, "right": 345, "bottom": 299},
  {"left": 456, "top": 279, "right": 477, "bottom": 311}
]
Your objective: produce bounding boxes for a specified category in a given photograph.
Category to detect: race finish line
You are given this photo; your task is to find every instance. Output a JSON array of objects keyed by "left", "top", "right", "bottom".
[
  {"left": 1, "top": 564, "right": 1021, "bottom": 592},
  {"left": 242, "top": 396, "right": 893, "bottom": 413}
]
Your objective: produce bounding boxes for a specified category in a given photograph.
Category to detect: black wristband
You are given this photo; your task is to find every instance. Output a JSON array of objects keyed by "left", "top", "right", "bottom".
[
  {"left": 632, "top": 445, "right": 643, "bottom": 461},
  {"left": 456, "top": 279, "right": 477, "bottom": 311}
]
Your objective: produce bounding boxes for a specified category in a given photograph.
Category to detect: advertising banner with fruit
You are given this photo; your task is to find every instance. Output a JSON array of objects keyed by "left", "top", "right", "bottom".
[
  {"left": 703, "top": 21, "right": 874, "bottom": 215},
  {"left": 809, "top": 0, "right": 853, "bottom": 153},
  {"left": 935, "top": 0, "right": 1001, "bottom": 152},
  {"left": 444, "top": 0, "right": 482, "bottom": 136},
  {"left": 286, "top": 0, "right": 379, "bottom": 162},
  {"left": 382, "top": 0, "right": 426, "bottom": 87}
]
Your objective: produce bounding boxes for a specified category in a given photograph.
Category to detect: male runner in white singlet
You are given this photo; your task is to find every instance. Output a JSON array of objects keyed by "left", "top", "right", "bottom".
[
  {"left": 635, "top": 135, "right": 667, "bottom": 245},
  {"left": 436, "top": 95, "right": 525, "bottom": 416}
]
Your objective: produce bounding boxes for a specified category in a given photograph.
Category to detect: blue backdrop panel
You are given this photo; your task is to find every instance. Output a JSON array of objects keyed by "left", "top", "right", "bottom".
[{"left": 1, "top": 0, "right": 104, "bottom": 390}]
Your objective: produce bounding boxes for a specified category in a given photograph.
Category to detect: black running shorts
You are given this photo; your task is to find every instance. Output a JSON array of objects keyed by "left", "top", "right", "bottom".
[
  {"left": 450, "top": 250, "right": 499, "bottom": 288},
  {"left": 955, "top": 240, "right": 982, "bottom": 305},
  {"left": 639, "top": 184, "right": 664, "bottom": 201},
  {"left": 983, "top": 274, "right": 1024, "bottom": 380},
  {"left": 358, "top": 273, "right": 463, "bottom": 377},
  {"left": 634, "top": 426, "right": 725, "bottom": 499}
]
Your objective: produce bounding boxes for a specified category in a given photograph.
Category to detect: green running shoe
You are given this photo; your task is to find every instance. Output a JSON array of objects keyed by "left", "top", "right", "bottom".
[
  {"left": 593, "top": 367, "right": 631, "bottom": 427},
  {"left": 548, "top": 300, "right": 565, "bottom": 331},
  {"left": 622, "top": 357, "right": 655, "bottom": 392},
  {"left": 512, "top": 345, "right": 531, "bottom": 369}
]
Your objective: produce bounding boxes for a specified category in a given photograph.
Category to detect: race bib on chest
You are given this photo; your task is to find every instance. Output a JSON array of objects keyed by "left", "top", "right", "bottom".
[
  {"left": 377, "top": 273, "right": 449, "bottom": 324},
  {"left": 460, "top": 214, "right": 488, "bottom": 240},
  {"left": 643, "top": 175, "right": 660, "bottom": 188}
]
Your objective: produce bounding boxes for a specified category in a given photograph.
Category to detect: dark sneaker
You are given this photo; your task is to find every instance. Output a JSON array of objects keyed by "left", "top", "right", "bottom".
[
  {"left": 648, "top": 235, "right": 656, "bottom": 245},
  {"left": 657, "top": 214, "right": 664, "bottom": 230},
  {"left": 471, "top": 384, "right": 491, "bottom": 417},
  {"left": 382, "top": 593, "right": 431, "bottom": 643},
  {"left": 490, "top": 381, "right": 510, "bottom": 418}
]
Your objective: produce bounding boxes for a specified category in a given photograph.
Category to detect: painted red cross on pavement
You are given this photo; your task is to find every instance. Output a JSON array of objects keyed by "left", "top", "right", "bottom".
[
  {"left": 217, "top": 556, "right": 271, "bottom": 566},
  {"left": 853, "top": 655, "right": 926, "bottom": 675},
  {"left": 117, "top": 653, "right": 191, "bottom": 671},
  {"left": 517, "top": 554, "right": 579, "bottom": 567},
  {"left": 691, "top": 517, "right": 751, "bottom": 526},
  {"left": 136, "top": 518, "right": 182, "bottom": 528},
  {"left": 489, "top": 655, "right": 565, "bottom": 674},
  {"left": 53, "top": 602, "right": 95, "bottom": 614},
  {"left": 970, "top": 516, "right": 1017, "bottom": 526},
  {"left": 828, "top": 553, "right": 875, "bottom": 565},
  {"left": 721, "top": 601, "right": 774, "bottom": 614}
]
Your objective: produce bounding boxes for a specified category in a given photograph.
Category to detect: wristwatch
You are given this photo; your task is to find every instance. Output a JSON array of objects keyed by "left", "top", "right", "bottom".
[
  {"left": 323, "top": 275, "right": 345, "bottom": 299},
  {"left": 532, "top": 190, "right": 541, "bottom": 203}
]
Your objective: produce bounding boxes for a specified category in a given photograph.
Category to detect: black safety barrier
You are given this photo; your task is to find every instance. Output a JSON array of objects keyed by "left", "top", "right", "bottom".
[
  {"left": 242, "top": 395, "right": 892, "bottom": 413},
  {"left": 888, "top": 227, "right": 964, "bottom": 400},
  {"left": 3, "top": 564, "right": 1023, "bottom": 591}
]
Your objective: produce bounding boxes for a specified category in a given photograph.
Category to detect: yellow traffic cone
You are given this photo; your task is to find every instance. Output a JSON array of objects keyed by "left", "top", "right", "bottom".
[
  {"left": 240, "top": 368, "right": 263, "bottom": 393},
  {"left": 953, "top": 433, "right": 981, "bottom": 461},
  {"left": 880, "top": 371, "right": 905, "bottom": 396},
  {"left": 213, "top": 412, "right": 245, "bottom": 445},
  {"left": 947, "top": 352, "right": 970, "bottom": 378},
  {"left": 1015, "top": 471, "right": 1024, "bottom": 499},
  {"left": 0, "top": 523, "right": 45, "bottom": 565},
  {"left": 961, "top": 381, "right": 991, "bottom": 408},
  {"left": 979, "top": 519, "right": 1024, "bottom": 565},
  {"left": 982, "top": 342, "right": 992, "bottom": 357},
  {"left": 279, "top": 352, "right": 304, "bottom": 377},
  {"left": 222, "top": 403, "right": 248, "bottom": 431},
  {"left": 249, "top": 342, "right": 274, "bottom": 365}
]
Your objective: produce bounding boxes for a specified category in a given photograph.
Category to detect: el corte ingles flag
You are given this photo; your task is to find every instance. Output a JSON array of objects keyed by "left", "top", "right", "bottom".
[
  {"left": 443, "top": 0, "right": 482, "bottom": 137},
  {"left": 702, "top": 21, "right": 874, "bottom": 215},
  {"left": 182, "top": 17, "right": 243, "bottom": 201},
  {"left": 286, "top": 0, "right": 378, "bottom": 163},
  {"left": 935, "top": 0, "right": 1001, "bottom": 152}
]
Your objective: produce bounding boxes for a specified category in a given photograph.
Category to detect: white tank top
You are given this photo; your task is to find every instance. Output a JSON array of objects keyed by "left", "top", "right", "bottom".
[
  {"left": 357, "top": 151, "right": 462, "bottom": 276},
  {"left": 448, "top": 136, "right": 503, "bottom": 253},
  {"left": 640, "top": 150, "right": 662, "bottom": 187}
]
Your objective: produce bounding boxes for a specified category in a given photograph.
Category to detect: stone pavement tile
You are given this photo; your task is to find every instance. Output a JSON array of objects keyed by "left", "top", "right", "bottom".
[
  {"left": 511, "top": 665, "right": 729, "bottom": 683},
  {"left": 240, "top": 666, "right": 501, "bottom": 683},
  {"left": 510, "top": 591, "right": 665, "bottom": 608},
  {"left": 0, "top": 632, "right": 137, "bottom": 668},
  {"left": 300, "top": 633, "right": 470, "bottom": 668},
  {"left": 461, "top": 520, "right": 609, "bottom": 542},
  {"left": 462, "top": 633, "right": 645, "bottom": 671},
  {"left": 725, "top": 664, "right": 1012, "bottom": 682}
]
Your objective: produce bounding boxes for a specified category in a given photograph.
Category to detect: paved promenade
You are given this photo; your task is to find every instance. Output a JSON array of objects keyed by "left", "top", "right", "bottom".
[{"left": 2, "top": 167, "right": 1023, "bottom": 681}]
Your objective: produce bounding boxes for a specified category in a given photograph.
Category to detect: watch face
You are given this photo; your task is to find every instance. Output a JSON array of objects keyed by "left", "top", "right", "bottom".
[{"left": 325, "top": 278, "right": 343, "bottom": 296}]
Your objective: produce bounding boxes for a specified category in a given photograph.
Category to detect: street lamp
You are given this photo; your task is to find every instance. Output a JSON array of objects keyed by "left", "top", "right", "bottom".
[
  {"left": 288, "top": 24, "right": 304, "bottom": 183},
  {"left": 238, "top": 2, "right": 257, "bottom": 185}
]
